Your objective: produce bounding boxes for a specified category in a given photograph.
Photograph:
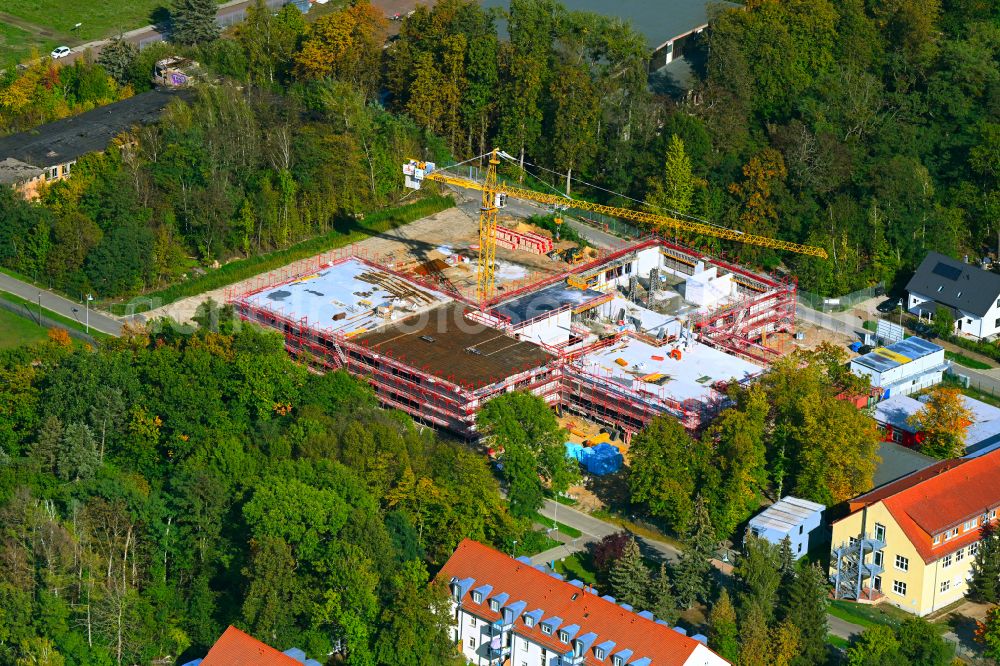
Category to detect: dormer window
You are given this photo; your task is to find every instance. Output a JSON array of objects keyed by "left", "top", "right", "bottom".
[
  {"left": 933, "top": 534, "right": 941, "bottom": 545},
  {"left": 613, "top": 658, "right": 623, "bottom": 666},
  {"left": 489, "top": 600, "right": 499, "bottom": 612},
  {"left": 541, "top": 625, "right": 552, "bottom": 636},
  {"left": 595, "top": 648, "right": 605, "bottom": 660},
  {"left": 524, "top": 615, "right": 534, "bottom": 628},
  {"left": 559, "top": 631, "right": 569, "bottom": 643},
  {"left": 472, "top": 592, "right": 482, "bottom": 604}
]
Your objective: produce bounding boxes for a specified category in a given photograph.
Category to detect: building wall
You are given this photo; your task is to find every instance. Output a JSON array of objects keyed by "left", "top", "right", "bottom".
[
  {"left": 909, "top": 291, "right": 1000, "bottom": 340},
  {"left": 750, "top": 510, "right": 822, "bottom": 559},
  {"left": 830, "top": 502, "right": 982, "bottom": 616}
]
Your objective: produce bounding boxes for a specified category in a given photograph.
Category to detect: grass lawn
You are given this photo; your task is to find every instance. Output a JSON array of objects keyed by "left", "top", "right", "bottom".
[
  {"left": 0, "top": 21, "right": 53, "bottom": 68},
  {"left": 532, "top": 512, "right": 583, "bottom": 539},
  {"left": 0, "top": 293, "right": 109, "bottom": 340},
  {"left": 3, "top": 0, "right": 166, "bottom": 45},
  {"left": 827, "top": 634, "right": 850, "bottom": 650},
  {"left": 0, "top": 307, "right": 49, "bottom": 350},
  {"left": 945, "top": 350, "right": 992, "bottom": 370},
  {"left": 827, "top": 600, "right": 940, "bottom": 632},
  {"left": 554, "top": 552, "right": 598, "bottom": 585}
]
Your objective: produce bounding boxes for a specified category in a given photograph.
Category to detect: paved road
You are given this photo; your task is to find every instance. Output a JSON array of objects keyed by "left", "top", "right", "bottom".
[
  {"left": 827, "top": 615, "right": 865, "bottom": 641},
  {"left": 0, "top": 273, "right": 122, "bottom": 336}
]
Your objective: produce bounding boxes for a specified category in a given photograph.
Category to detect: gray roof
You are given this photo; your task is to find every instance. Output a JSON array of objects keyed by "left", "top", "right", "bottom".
[
  {"left": 873, "top": 441, "right": 936, "bottom": 488},
  {"left": 493, "top": 282, "right": 606, "bottom": 326},
  {"left": 852, "top": 336, "right": 943, "bottom": 374},
  {"left": 748, "top": 496, "right": 824, "bottom": 534},
  {"left": 906, "top": 251, "right": 1000, "bottom": 318},
  {"left": 873, "top": 394, "right": 922, "bottom": 432},
  {"left": 0, "top": 88, "right": 191, "bottom": 168},
  {"left": 0, "top": 157, "right": 43, "bottom": 185},
  {"left": 482, "top": 0, "right": 738, "bottom": 50}
]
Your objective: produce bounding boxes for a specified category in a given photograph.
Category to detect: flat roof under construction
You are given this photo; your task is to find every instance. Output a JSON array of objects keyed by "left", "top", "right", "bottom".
[
  {"left": 242, "top": 258, "right": 450, "bottom": 335},
  {"left": 493, "top": 282, "right": 609, "bottom": 325},
  {"left": 578, "top": 334, "right": 761, "bottom": 404},
  {"left": 357, "top": 303, "right": 556, "bottom": 389}
]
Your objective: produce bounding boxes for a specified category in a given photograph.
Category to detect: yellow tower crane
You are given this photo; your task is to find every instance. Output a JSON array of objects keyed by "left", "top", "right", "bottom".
[{"left": 404, "top": 148, "right": 828, "bottom": 304}]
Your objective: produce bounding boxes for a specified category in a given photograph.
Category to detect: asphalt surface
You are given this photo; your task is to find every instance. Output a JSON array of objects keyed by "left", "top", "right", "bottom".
[{"left": 0, "top": 273, "right": 122, "bottom": 336}]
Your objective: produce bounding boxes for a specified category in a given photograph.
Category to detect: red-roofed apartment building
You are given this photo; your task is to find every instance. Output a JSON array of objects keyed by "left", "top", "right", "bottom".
[
  {"left": 188, "top": 625, "right": 320, "bottom": 666},
  {"left": 829, "top": 448, "right": 1000, "bottom": 616},
  {"left": 438, "top": 539, "right": 729, "bottom": 666}
]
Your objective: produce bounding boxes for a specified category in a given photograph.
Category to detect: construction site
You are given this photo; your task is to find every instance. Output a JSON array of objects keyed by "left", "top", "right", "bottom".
[{"left": 227, "top": 152, "right": 822, "bottom": 441}]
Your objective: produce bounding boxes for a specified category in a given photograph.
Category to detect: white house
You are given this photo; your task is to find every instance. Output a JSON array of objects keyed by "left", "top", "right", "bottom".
[
  {"left": 439, "top": 539, "right": 730, "bottom": 666},
  {"left": 747, "top": 496, "right": 825, "bottom": 559},
  {"left": 907, "top": 252, "right": 1000, "bottom": 340}
]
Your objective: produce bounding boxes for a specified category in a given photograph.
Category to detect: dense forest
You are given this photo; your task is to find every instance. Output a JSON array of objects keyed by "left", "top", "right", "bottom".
[
  {"left": 1, "top": 0, "right": 997, "bottom": 302},
  {"left": 0, "top": 316, "right": 549, "bottom": 664}
]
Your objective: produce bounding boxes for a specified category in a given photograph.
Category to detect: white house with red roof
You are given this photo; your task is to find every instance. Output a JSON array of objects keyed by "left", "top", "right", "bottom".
[
  {"left": 830, "top": 448, "right": 1000, "bottom": 616},
  {"left": 438, "top": 539, "right": 729, "bottom": 666}
]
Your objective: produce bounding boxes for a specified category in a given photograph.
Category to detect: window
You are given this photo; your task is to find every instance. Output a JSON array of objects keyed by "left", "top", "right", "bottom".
[
  {"left": 941, "top": 580, "right": 951, "bottom": 593},
  {"left": 943, "top": 554, "right": 952, "bottom": 568},
  {"left": 469, "top": 616, "right": 477, "bottom": 627},
  {"left": 893, "top": 580, "right": 907, "bottom": 596},
  {"left": 874, "top": 551, "right": 884, "bottom": 567},
  {"left": 541, "top": 625, "right": 552, "bottom": 636},
  {"left": 873, "top": 575, "right": 882, "bottom": 592},
  {"left": 971, "top": 542, "right": 980, "bottom": 556},
  {"left": 933, "top": 534, "right": 941, "bottom": 545},
  {"left": 558, "top": 631, "right": 569, "bottom": 643},
  {"left": 523, "top": 615, "right": 534, "bottom": 628},
  {"left": 490, "top": 600, "right": 500, "bottom": 612},
  {"left": 595, "top": 648, "right": 605, "bottom": 660},
  {"left": 875, "top": 523, "right": 886, "bottom": 542},
  {"left": 956, "top": 548, "right": 965, "bottom": 563},
  {"left": 945, "top": 527, "right": 959, "bottom": 540},
  {"left": 996, "top": 318, "right": 1000, "bottom": 329},
  {"left": 522, "top": 639, "right": 528, "bottom": 651},
  {"left": 938, "top": 286, "right": 944, "bottom": 292},
  {"left": 895, "top": 554, "right": 909, "bottom": 571},
  {"left": 992, "top": 510, "right": 997, "bottom": 521},
  {"left": 798, "top": 542, "right": 803, "bottom": 553},
  {"left": 964, "top": 518, "right": 978, "bottom": 531},
  {"left": 468, "top": 638, "right": 476, "bottom": 649},
  {"left": 613, "top": 658, "right": 623, "bottom": 666},
  {"left": 472, "top": 592, "right": 482, "bottom": 604},
  {"left": 799, "top": 525, "right": 804, "bottom": 535}
]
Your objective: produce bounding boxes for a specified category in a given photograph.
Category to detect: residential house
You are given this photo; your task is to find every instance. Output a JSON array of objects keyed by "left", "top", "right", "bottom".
[
  {"left": 907, "top": 251, "right": 1000, "bottom": 340},
  {"left": 439, "top": 538, "right": 729, "bottom": 666},
  {"left": 747, "top": 496, "right": 825, "bottom": 559},
  {"left": 830, "top": 449, "right": 1000, "bottom": 616},
  {"left": 0, "top": 88, "right": 189, "bottom": 199},
  {"left": 182, "top": 625, "right": 321, "bottom": 666}
]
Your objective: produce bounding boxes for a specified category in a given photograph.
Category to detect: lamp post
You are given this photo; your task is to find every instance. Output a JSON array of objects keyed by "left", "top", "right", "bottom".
[{"left": 86, "top": 293, "right": 93, "bottom": 333}]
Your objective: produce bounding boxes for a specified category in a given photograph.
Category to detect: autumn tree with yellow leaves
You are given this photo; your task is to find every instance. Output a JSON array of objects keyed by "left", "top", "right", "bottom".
[{"left": 909, "top": 386, "right": 973, "bottom": 458}]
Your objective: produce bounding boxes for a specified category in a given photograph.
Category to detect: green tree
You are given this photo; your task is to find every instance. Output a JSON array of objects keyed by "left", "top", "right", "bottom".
[
  {"left": 738, "top": 603, "right": 772, "bottom": 666},
  {"left": 968, "top": 522, "right": 1000, "bottom": 603},
  {"left": 476, "top": 391, "right": 574, "bottom": 518},
  {"left": 628, "top": 416, "right": 706, "bottom": 533},
  {"left": 845, "top": 625, "right": 902, "bottom": 666},
  {"left": 548, "top": 62, "right": 600, "bottom": 195},
  {"left": 650, "top": 562, "right": 679, "bottom": 624},
  {"left": 707, "top": 588, "right": 739, "bottom": 663},
  {"left": 97, "top": 37, "right": 139, "bottom": 86},
  {"left": 932, "top": 304, "right": 955, "bottom": 338},
  {"left": 170, "top": 0, "right": 220, "bottom": 46},
  {"left": 780, "top": 563, "right": 828, "bottom": 666},
  {"left": 237, "top": 1, "right": 304, "bottom": 86},
  {"left": 56, "top": 422, "right": 99, "bottom": 482},
  {"left": 735, "top": 535, "right": 783, "bottom": 622},
  {"left": 897, "top": 617, "right": 950, "bottom": 665},
  {"left": 607, "top": 537, "right": 650, "bottom": 609},
  {"left": 977, "top": 606, "right": 1000, "bottom": 662},
  {"left": 647, "top": 134, "right": 698, "bottom": 215},
  {"left": 672, "top": 496, "right": 716, "bottom": 609}
]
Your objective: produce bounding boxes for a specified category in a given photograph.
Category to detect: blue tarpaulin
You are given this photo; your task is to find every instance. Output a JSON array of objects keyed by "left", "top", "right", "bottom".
[{"left": 583, "top": 443, "right": 623, "bottom": 475}]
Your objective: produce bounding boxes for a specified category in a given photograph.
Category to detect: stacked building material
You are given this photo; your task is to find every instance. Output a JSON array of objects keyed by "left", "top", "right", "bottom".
[{"left": 494, "top": 225, "right": 554, "bottom": 255}]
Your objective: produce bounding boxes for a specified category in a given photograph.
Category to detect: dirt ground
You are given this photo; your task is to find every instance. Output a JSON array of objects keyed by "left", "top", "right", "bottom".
[
  {"left": 144, "top": 201, "right": 574, "bottom": 325},
  {"left": 791, "top": 320, "right": 855, "bottom": 351}
]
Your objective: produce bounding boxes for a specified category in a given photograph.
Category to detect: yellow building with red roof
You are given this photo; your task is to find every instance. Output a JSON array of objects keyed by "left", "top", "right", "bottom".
[{"left": 830, "top": 449, "right": 1000, "bottom": 616}]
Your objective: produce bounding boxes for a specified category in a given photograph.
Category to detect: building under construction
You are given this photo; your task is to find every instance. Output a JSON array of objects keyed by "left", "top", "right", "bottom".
[{"left": 228, "top": 235, "right": 795, "bottom": 439}]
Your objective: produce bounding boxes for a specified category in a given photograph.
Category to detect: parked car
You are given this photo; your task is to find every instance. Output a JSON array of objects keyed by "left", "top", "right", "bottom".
[
  {"left": 876, "top": 297, "right": 901, "bottom": 313},
  {"left": 913, "top": 322, "right": 939, "bottom": 340},
  {"left": 50, "top": 46, "right": 71, "bottom": 59}
]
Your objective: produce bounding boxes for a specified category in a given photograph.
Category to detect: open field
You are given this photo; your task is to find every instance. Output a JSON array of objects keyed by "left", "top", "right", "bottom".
[
  {"left": 0, "top": 307, "right": 48, "bottom": 350},
  {"left": 2, "top": 0, "right": 166, "bottom": 47},
  {"left": 0, "top": 21, "right": 54, "bottom": 68}
]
